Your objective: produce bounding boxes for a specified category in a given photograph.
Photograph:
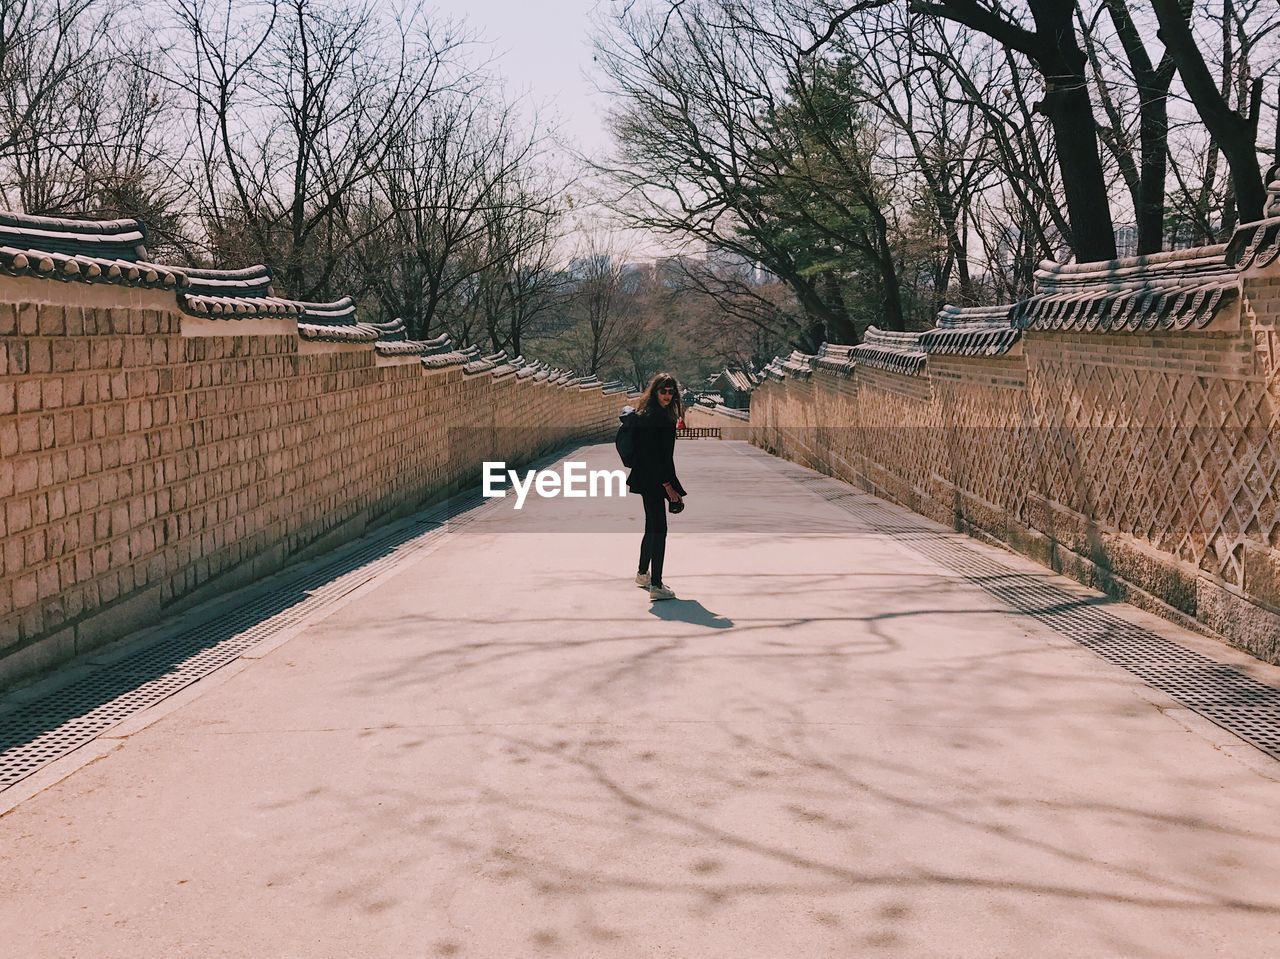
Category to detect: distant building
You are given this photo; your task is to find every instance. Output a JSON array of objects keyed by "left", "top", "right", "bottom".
[
  {"left": 565, "top": 253, "right": 612, "bottom": 281},
  {"left": 707, "top": 366, "right": 759, "bottom": 410},
  {"left": 1114, "top": 224, "right": 1138, "bottom": 259},
  {"left": 705, "top": 245, "right": 774, "bottom": 285},
  {"left": 655, "top": 254, "right": 702, "bottom": 288}
]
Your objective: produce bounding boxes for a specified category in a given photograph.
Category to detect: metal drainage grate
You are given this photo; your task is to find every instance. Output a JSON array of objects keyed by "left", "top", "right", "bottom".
[
  {"left": 0, "top": 485, "right": 503, "bottom": 791},
  {"left": 1197, "top": 707, "right": 1280, "bottom": 755},
  {"left": 742, "top": 445, "right": 1280, "bottom": 763}
]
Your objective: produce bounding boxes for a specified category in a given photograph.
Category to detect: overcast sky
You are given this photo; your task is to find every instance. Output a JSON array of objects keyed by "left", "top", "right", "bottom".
[
  {"left": 427, "top": 0, "right": 613, "bottom": 157},
  {"left": 422, "top": 0, "right": 681, "bottom": 258}
]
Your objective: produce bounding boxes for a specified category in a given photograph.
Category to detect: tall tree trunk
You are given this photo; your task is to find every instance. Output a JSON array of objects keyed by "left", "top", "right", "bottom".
[
  {"left": 1149, "top": 0, "right": 1266, "bottom": 223},
  {"left": 873, "top": 247, "right": 907, "bottom": 333},
  {"left": 1036, "top": 58, "right": 1117, "bottom": 261},
  {"left": 1134, "top": 83, "right": 1171, "bottom": 254},
  {"left": 509, "top": 317, "right": 522, "bottom": 357},
  {"left": 820, "top": 271, "right": 859, "bottom": 343},
  {"left": 912, "top": 0, "right": 1117, "bottom": 261},
  {"left": 1100, "top": 0, "right": 1175, "bottom": 255}
]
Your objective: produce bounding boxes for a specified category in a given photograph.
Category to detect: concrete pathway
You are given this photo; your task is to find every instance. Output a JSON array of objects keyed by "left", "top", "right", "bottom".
[{"left": 3, "top": 440, "right": 1280, "bottom": 958}]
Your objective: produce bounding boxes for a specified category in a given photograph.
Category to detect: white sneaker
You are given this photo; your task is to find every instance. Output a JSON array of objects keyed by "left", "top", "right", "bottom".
[
  {"left": 635, "top": 572, "right": 651, "bottom": 587},
  {"left": 648, "top": 584, "right": 676, "bottom": 601}
]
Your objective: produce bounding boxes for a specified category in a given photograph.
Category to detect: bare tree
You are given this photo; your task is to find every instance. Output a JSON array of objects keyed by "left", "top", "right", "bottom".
[
  {"left": 561, "top": 227, "right": 645, "bottom": 375},
  {"left": 0, "top": 0, "right": 101, "bottom": 165},
  {"left": 594, "top": 0, "right": 906, "bottom": 344},
  {"left": 165, "top": 0, "right": 462, "bottom": 290},
  {"left": 0, "top": 0, "right": 191, "bottom": 244},
  {"left": 1149, "top": 0, "right": 1267, "bottom": 225},
  {"left": 897, "top": 0, "right": 1115, "bottom": 261},
  {"left": 841, "top": 10, "right": 997, "bottom": 306},
  {"left": 359, "top": 93, "right": 558, "bottom": 340},
  {"left": 1075, "top": 0, "right": 1176, "bottom": 254},
  {"left": 464, "top": 160, "right": 568, "bottom": 354}
]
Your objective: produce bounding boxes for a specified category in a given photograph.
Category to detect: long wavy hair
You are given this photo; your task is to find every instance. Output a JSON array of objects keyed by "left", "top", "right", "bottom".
[{"left": 635, "top": 371, "right": 683, "bottom": 423}]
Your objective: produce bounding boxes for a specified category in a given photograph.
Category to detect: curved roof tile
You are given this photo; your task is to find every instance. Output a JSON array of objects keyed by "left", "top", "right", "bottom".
[
  {"left": 0, "top": 210, "right": 149, "bottom": 260},
  {"left": 849, "top": 328, "right": 927, "bottom": 377},
  {"left": 814, "top": 343, "right": 857, "bottom": 376},
  {"left": 760, "top": 355, "right": 788, "bottom": 382},
  {"left": 1017, "top": 245, "right": 1237, "bottom": 333},
  {"left": 1227, "top": 166, "right": 1280, "bottom": 271},
  {"left": 780, "top": 349, "right": 817, "bottom": 379}
]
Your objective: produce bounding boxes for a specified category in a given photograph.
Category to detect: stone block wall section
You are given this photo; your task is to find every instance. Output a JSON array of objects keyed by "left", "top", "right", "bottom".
[
  {"left": 750, "top": 172, "right": 1280, "bottom": 664},
  {"left": 0, "top": 271, "right": 629, "bottom": 688},
  {"left": 683, "top": 404, "right": 751, "bottom": 439}
]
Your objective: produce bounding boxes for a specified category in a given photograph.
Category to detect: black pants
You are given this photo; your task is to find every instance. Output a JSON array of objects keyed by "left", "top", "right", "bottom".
[{"left": 637, "top": 487, "right": 668, "bottom": 586}]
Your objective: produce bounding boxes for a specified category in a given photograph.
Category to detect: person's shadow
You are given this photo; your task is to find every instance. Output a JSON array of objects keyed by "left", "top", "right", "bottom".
[{"left": 647, "top": 599, "right": 733, "bottom": 628}]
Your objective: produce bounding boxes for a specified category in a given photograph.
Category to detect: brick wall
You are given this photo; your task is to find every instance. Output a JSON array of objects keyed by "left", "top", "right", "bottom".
[
  {"left": 0, "top": 276, "right": 620, "bottom": 687},
  {"left": 750, "top": 262, "right": 1280, "bottom": 664},
  {"left": 683, "top": 405, "right": 751, "bottom": 439}
]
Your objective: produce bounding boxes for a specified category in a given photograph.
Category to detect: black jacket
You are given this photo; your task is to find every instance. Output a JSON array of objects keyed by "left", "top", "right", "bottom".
[{"left": 624, "top": 408, "right": 686, "bottom": 495}]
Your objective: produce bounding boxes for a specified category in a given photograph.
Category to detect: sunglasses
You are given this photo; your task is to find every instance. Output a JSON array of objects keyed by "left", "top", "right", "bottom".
[{"left": 657, "top": 387, "right": 676, "bottom": 395}]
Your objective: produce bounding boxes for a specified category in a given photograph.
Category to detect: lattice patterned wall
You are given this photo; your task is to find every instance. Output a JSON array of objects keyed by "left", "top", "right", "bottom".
[
  {"left": 1024, "top": 330, "right": 1268, "bottom": 588},
  {"left": 750, "top": 264, "right": 1280, "bottom": 663}
]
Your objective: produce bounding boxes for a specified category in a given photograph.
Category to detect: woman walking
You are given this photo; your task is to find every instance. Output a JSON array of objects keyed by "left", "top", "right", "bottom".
[{"left": 624, "top": 373, "right": 687, "bottom": 600}]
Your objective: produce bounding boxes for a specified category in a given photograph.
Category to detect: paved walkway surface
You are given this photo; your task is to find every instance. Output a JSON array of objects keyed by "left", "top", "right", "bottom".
[{"left": 3, "top": 440, "right": 1280, "bottom": 958}]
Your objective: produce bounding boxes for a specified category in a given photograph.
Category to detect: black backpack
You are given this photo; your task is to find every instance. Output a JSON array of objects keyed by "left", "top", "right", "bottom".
[{"left": 615, "top": 411, "right": 638, "bottom": 467}]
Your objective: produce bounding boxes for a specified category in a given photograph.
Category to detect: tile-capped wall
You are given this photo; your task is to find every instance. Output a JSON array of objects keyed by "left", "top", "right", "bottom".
[
  {"left": 0, "top": 278, "right": 620, "bottom": 687},
  {"left": 750, "top": 260, "right": 1280, "bottom": 664}
]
